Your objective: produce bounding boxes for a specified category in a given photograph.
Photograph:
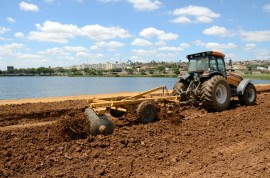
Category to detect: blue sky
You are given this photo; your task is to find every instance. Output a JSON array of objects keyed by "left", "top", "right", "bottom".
[{"left": 0, "top": 0, "right": 270, "bottom": 70}]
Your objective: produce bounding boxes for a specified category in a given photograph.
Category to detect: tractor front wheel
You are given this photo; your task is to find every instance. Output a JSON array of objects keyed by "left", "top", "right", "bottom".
[
  {"left": 238, "top": 83, "right": 256, "bottom": 106},
  {"left": 201, "top": 75, "right": 231, "bottom": 112}
]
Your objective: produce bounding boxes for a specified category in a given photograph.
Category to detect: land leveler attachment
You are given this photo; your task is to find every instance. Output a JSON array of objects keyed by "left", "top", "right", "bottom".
[{"left": 84, "top": 85, "right": 180, "bottom": 136}]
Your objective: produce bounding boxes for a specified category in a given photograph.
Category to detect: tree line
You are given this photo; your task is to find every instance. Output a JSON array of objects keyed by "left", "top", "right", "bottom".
[
  {"left": 0, "top": 61, "right": 184, "bottom": 76},
  {"left": 0, "top": 67, "right": 64, "bottom": 76}
]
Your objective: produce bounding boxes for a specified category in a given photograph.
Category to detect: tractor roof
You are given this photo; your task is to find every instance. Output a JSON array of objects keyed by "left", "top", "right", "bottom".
[{"left": 187, "top": 51, "right": 225, "bottom": 59}]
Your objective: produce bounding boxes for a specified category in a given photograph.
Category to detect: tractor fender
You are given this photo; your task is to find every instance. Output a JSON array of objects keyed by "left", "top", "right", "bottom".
[{"left": 237, "top": 79, "right": 252, "bottom": 95}]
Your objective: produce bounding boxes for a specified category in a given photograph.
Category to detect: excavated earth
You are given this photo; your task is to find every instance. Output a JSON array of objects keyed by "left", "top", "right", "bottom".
[{"left": 0, "top": 85, "right": 270, "bottom": 177}]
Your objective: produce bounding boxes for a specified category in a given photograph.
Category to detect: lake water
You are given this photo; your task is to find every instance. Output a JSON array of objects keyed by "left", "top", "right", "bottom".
[{"left": 0, "top": 76, "right": 270, "bottom": 100}]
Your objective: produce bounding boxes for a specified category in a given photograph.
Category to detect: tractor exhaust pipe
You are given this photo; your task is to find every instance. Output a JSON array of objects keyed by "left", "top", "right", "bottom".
[{"left": 84, "top": 108, "right": 114, "bottom": 136}]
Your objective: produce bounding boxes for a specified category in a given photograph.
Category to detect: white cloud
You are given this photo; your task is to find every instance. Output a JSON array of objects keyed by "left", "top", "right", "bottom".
[
  {"left": 132, "top": 49, "right": 156, "bottom": 56},
  {"left": 10, "top": 53, "right": 49, "bottom": 69},
  {"left": 203, "top": 26, "right": 231, "bottom": 36},
  {"left": 155, "top": 40, "right": 166, "bottom": 46},
  {"left": 244, "top": 43, "right": 256, "bottom": 51},
  {"left": 97, "top": 0, "right": 120, "bottom": 2},
  {"left": 19, "top": 1, "right": 39, "bottom": 12},
  {"left": 131, "top": 38, "right": 152, "bottom": 46},
  {"left": 139, "top": 27, "right": 178, "bottom": 41},
  {"left": 90, "top": 46, "right": 99, "bottom": 50},
  {"left": 76, "top": 52, "right": 89, "bottom": 58},
  {"left": 18, "top": 54, "right": 43, "bottom": 60},
  {"left": 159, "top": 33, "right": 179, "bottom": 41},
  {"left": 38, "top": 46, "right": 89, "bottom": 58},
  {"left": 245, "top": 43, "right": 256, "bottom": 48},
  {"left": 97, "top": 53, "right": 105, "bottom": 58},
  {"left": 156, "top": 52, "right": 179, "bottom": 60},
  {"left": 44, "top": 0, "right": 54, "bottom": 4},
  {"left": 63, "top": 46, "right": 89, "bottom": 53},
  {"left": 171, "top": 16, "right": 192, "bottom": 24},
  {"left": 127, "top": 0, "right": 162, "bottom": 11},
  {"left": 263, "top": 4, "right": 270, "bottom": 12},
  {"left": 180, "top": 43, "right": 190, "bottom": 48},
  {"left": 129, "top": 55, "right": 144, "bottom": 62},
  {"left": 28, "top": 21, "right": 81, "bottom": 43},
  {"left": 7, "top": 17, "right": 16, "bottom": 23},
  {"left": 158, "top": 46, "right": 182, "bottom": 51},
  {"left": 240, "top": 30, "right": 270, "bottom": 42},
  {"left": 0, "top": 43, "right": 25, "bottom": 55},
  {"left": 14, "top": 32, "right": 24, "bottom": 38},
  {"left": 91, "top": 41, "right": 125, "bottom": 50},
  {"left": 193, "top": 40, "right": 236, "bottom": 51},
  {"left": 205, "top": 42, "right": 236, "bottom": 51},
  {"left": 38, "top": 47, "right": 70, "bottom": 56},
  {"left": 171, "top": 5, "right": 220, "bottom": 24},
  {"left": 81, "top": 25, "right": 131, "bottom": 41},
  {"left": 0, "top": 37, "right": 12, "bottom": 41},
  {"left": 28, "top": 21, "right": 131, "bottom": 43},
  {"left": 0, "top": 26, "right": 10, "bottom": 34},
  {"left": 193, "top": 40, "right": 205, "bottom": 46},
  {"left": 37, "top": 46, "right": 90, "bottom": 65}
]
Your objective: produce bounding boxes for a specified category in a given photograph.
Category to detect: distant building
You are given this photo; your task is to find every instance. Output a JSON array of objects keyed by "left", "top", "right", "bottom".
[
  {"left": 66, "top": 62, "right": 128, "bottom": 71},
  {"left": 257, "top": 66, "right": 266, "bottom": 70},
  {"left": 7, "top": 66, "right": 14, "bottom": 72}
]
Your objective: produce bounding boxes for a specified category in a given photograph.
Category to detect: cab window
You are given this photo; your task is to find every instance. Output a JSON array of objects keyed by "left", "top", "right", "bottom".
[
  {"left": 217, "top": 58, "right": 225, "bottom": 73},
  {"left": 210, "top": 58, "right": 217, "bottom": 71}
]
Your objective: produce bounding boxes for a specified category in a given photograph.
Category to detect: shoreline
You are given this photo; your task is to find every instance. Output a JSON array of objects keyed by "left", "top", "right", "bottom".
[
  {"left": 1, "top": 74, "right": 270, "bottom": 79},
  {"left": 0, "top": 91, "right": 141, "bottom": 105},
  {"left": 0, "top": 84, "right": 270, "bottom": 105}
]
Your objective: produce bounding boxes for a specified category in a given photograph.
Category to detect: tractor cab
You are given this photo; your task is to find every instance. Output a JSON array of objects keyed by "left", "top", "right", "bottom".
[{"left": 187, "top": 51, "right": 227, "bottom": 78}]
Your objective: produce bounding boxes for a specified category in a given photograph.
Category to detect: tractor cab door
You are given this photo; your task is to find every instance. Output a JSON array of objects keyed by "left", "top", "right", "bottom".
[{"left": 209, "top": 56, "right": 227, "bottom": 77}]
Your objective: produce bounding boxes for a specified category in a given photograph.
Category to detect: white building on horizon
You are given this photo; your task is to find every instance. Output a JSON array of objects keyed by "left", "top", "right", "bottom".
[{"left": 66, "top": 62, "right": 128, "bottom": 70}]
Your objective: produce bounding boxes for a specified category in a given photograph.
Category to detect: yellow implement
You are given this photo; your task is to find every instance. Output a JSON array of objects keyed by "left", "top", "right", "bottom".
[{"left": 87, "top": 85, "right": 180, "bottom": 123}]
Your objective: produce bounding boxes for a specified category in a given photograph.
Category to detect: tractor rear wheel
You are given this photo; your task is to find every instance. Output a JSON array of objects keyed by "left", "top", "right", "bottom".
[
  {"left": 136, "top": 101, "right": 157, "bottom": 123},
  {"left": 238, "top": 83, "right": 256, "bottom": 105},
  {"left": 201, "top": 75, "right": 231, "bottom": 112}
]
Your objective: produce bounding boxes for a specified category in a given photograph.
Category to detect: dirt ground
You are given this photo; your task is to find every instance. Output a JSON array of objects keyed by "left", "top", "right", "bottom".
[{"left": 0, "top": 85, "right": 270, "bottom": 177}]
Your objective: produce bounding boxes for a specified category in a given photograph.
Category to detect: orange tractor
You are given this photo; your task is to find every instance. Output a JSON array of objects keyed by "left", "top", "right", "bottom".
[{"left": 173, "top": 51, "right": 256, "bottom": 111}]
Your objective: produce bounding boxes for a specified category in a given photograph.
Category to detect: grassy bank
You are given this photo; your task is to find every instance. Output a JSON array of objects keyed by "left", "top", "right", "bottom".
[
  {"left": 242, "top": 74, "right": 270, "bottom": 80},
  {"left": 68, "top": 74, "right": 178, "bottom": 78}
]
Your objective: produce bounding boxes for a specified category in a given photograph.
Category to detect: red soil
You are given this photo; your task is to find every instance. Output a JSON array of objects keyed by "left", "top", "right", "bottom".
[{"left": 0, "top": 85, "right": 269, "bottom": 177}]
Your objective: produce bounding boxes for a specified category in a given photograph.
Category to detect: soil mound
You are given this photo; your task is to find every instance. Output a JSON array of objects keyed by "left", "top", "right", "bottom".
[{"left": 58, "top": 116, "right": 90, "bottom": 141}]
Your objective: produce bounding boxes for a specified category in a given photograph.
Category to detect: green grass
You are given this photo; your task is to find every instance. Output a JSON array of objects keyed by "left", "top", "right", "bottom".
[
  {"left": 242, "top": 74, "right": 270, "bottom": 80},
  {"left": 68, "top": 74, "right": 178, "bottom": 78}
]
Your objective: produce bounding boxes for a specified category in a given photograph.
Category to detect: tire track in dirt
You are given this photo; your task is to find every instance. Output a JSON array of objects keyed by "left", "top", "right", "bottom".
[{"left": 0, "top": 121, "right": 57, "bottom": 131}]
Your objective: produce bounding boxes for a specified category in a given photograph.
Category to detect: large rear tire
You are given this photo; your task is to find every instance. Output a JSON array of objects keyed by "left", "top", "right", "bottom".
[
  {"left": 201, "top": 75, "right": 231, "bottom": 112},
  {"left": 238, "top": 83, "right": 256, "bottom": 105},
  {"left": 136, "top": 101, "right": 157, "bottom": 123}
]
